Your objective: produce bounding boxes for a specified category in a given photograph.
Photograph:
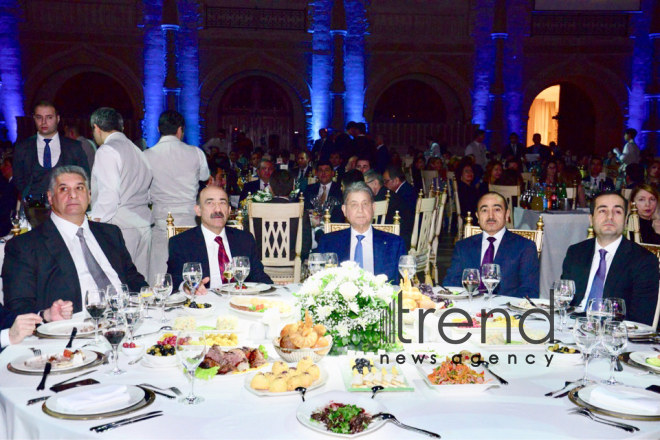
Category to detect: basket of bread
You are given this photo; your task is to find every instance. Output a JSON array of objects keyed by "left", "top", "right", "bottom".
[{"left": 273, "top": 310, "right": 333, "bottom": 362}]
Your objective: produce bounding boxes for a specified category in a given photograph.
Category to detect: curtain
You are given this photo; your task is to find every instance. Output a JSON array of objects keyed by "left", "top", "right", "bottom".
[{"left": 527, "top": 99, "right": 558, "bottom": 146}]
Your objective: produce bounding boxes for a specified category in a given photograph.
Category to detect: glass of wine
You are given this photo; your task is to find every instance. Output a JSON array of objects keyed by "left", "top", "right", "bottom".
[
  {"left": 586, "top": 298, "right": 613, "bottom": 334},
  {"left": 182, "top": 262, "right": 203, "bottom": 302},
  {"left": 462, "top": 268, "right": 480, "bottom": 315},
  {"left": 573, "top": 317, "right": 599, "bottom": 385},
  {"left": 480, "top": 263, "right": 501, "bottom": 304},
  {"left": 222, "top": 261, "right": 234, "bottom": 285},
  {"left": 398, "top": 255, "right": 416, "bottom": 283},
  {"left": 601, "top": 321, "right": 628, "bottom": 386},
  {"left": 84, "top": 289, "right": 106, "bottom": 345},
  {"left": 104, "top": 312, "right": 127, "bottom": 376},
  {"left": 153, "top": 273, "right": 173, "bottom": 323},
  {"left": 122, "top": 306, "right": 142, "bottom": 343},
  {"left": 140, "top": 286, "right": 154, "bottom": 319},
  {"left": 176, "top": 331, "right": 207, "bottom": 405},
  {"left": 323, "top": 253, "right": 339, "bottom": 269},
  {"left": 106, "top": 284, "right": 129, "bottom": 313},
  {"left": 232, "top": 256, "right": 250, "bottom": 293},
  {"left": 552, "top": 280, "right": 575, "bottom": 332},
  {"left": 610, "top": 298, "right": 626, "bottom": 322},
  {"left": 308, "top": 253, "right": 326, "bottom": 275}
]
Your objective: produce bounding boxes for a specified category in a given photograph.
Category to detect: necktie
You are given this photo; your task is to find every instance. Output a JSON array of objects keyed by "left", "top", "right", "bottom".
[
  {"left": 480, "top": 237, "right": 496, "bottom": 290},
  {"left": 587, "top": 249, "right": 608, "bottom": 302},
  {"left": 354, "top": 235, "right": 365, "bottom": 268},
  {"left": 43, "top": 139, "right": 52, "bottom": 169},
  {"left": 215, "top": 236, "right": 230, "bottom": 283},
  {"left": 76, "top": 228, "right": 112, "bottom": 291},
  {"left": 319, "top": 185, "right": 327, "bottom": 204}
]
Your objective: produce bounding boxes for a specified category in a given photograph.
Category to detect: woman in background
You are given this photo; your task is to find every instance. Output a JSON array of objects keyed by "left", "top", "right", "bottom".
[{"left": 629, "top": 184, "right": 660, "bottom": 245}]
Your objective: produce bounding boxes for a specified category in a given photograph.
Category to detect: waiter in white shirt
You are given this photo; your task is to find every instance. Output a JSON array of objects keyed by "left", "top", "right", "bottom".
[
  {"left": 613, "top": 128, "right": 640, "bottom": 170},
  {"left": 144, "top": 110, "right": 210, "bottom": 281},
  {"left": 90, "top": 107, "right": 153, "bottom": 278}
]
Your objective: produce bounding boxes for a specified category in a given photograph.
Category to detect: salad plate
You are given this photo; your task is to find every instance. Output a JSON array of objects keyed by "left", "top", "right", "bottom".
[
  {"left": 417, "top": 357, "right": 499, "bottom": 396},
  {"left": 220, "top": 282, "right": 271, "bottom": 294},
  {"left": 35, "top": 321, "right": 98, "bottom": 338}
]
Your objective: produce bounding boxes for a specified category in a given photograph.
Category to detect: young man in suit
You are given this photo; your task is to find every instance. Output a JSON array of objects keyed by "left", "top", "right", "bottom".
[
  {"left": 526, "top": 133, "right": 551, "bottom": 162},
  {"left": 561, "top": 191, "right": 659, "bottom": 326},
  {"left": 365, "top": 169, "right": 414, "bottom": 250},
  {"left": 293, "top": 151, "right": 313, "bottom": 193},
  {"left": 444, "top": 192, "right": 540, "bottom": 298},
  {"left": 13, "top": 101, "right": 89, "bottom": 200},
  {"left": 3, "top": 166, "right": 147, "bottom": 314},
  {"left": 581, "top": 156, "right": 614, "bottom": 191},
  {"left": 374, "top": 134, "right": 390, "bottom": 174},
  {"left": 303, "top": 160, "right": 342, "bottom": 210},
  {"left": 0, "top": 301, "right": 73, "bottom": 351},
  {"left": 239, "top": 159, "right": 274, "bottom": 203},
  {"left": 167, "top": 186, "right": 273, "bottom": 293},
  {"left": 502, "top": 132, "right": 525, "bottom": 161},
  {"left": 383, "top": 165, "right": 417, "bottom": 215},
  {"left": 317, "top": 181, "right": 406, "bottom": 284}
]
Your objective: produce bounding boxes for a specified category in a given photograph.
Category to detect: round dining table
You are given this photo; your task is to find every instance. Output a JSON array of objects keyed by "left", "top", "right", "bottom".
[{"left": 1, "top": 286, "right": 658, "bottom": 439}]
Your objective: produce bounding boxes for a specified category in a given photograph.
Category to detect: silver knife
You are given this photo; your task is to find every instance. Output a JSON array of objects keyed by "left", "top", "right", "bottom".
[
  {"left": 49, "top": 370, "right": 97, "bottom": 390},
  {"left": 95, "top": 413, "right": 163, "bottom": 432},
  {"left": 27, "top": 396, "right": 50, "bottom": 406},
  {"left": 90, "top": 411, "right": 163, "bottom": 432}
]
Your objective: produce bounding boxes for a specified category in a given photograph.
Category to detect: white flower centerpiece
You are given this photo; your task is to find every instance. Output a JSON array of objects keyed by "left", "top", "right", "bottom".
[{"left": 295, "top": 261, "right": 400, "bottom": 354}]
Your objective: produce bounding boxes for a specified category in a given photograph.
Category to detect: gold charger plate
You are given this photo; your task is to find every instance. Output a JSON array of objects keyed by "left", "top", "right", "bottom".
[
  {"left": 618, "top": 352, "right": 660, "bottom": 374},
  {"left": 568, "top": 386, "right": 660, "bottom": 422},
  {"left": 42, "top": 386, "right": 155, "bottom": 421},
  {"left": 7, "top": 351, "right": 106, "bottom": 376}
]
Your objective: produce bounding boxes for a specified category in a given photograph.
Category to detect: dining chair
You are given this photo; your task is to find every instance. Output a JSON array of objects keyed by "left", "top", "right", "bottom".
[
  {"left": 421, "top": 170, "right": 439, "bottom": 196},
  {"left": 429, "top": 185, "right": 448, "bottom": 284},
  {"left": 463, "top": 211, "right": 544, "bottom": 257},
  {"left": 408, "top": 190, "right": 439, "bottom": 281},
  {"left": 488, "top": 184, "right": 521, "bottom": 228},
  {"left": 323, "top": 210, "right": 401, "bottom": 236},
  {"left": 166, "top": 211, "right": 244, "bottom": 239},
  {"left": 373, "top": 194, "right": 390, "bottom": 225}
]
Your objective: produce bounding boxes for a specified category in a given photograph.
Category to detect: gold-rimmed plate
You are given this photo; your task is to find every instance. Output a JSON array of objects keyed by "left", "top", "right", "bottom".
[
  {"left": 618, "top": 352, "right": 660, "bottom": 374},
  {"left": 569, "top": 385, "right": 660, "bottom": 421},
  {"left": 42, "top": 385, "right": 155, "bottom": 421},
  {"left": 7, "top": 351, "right": 106, "bottom": 376}
]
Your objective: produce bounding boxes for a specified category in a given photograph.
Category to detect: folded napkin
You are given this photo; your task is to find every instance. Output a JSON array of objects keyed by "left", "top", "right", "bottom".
[
  {"left": 590, "top": 385, "right": 660, "bottom": 415},
  {"left": 57, "top": 385, "right": 130, "bottom": 412}
]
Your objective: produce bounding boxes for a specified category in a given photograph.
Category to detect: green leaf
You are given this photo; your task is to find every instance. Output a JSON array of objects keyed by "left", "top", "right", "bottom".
[
  {"left": 192, "top": 366, "right": 219, "bottom": 380},
  {"left": 341, "top": 336, "right": 350, "bottom": 346},
  {"left": 258, "top": 344, "right": 268, "bottom": 360}
]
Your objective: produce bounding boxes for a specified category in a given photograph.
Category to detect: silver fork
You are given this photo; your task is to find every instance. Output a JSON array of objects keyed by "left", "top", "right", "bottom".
[
  {"left": 139, "top": 383, "right": 182, "bottom": 397},
  {"left": 372, "top": 413, "right": 440, "bottom": 438},
  {"left": 29, "top": 347, "right": 41, "bottom": 356},
  {"left": 568, "top": 408, "right": 638, "bottom": 432}
]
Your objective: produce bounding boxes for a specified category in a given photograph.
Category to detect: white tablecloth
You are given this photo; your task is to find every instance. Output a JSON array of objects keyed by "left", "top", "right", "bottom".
[
  {"left": 1, "top": 289, "right": 659, "bottom": 439},
  {"left": 513, "top": 208, "right": 592, "bottom": 299}
]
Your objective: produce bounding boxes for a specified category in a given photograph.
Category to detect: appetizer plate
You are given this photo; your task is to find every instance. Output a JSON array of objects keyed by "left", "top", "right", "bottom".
[
  {"left": 545, "top": 346, "right": 583, "bottom": 366},
  {"left": 434, "top": 286, "right": 482, "bottom": 300},
  {"left": 182, "top": 303, "right": 216, "bottom": 318},
  {"left": 10, "top": 350, "right": 97, "bottom": 373},
  {"left": 629, "top": 351, "right": 660, "bottom": 372},
  {"left": 36, "top": 321, "right": 97, "bottom": 337},
  {"left": 201, "top": 362, "right": 270, "bottom": 380},
  {"left": 165, "top": 293, "right": 187, "bottom": 306},
  {"left": 507, "top": 298, "right": 551, "bottom": 312},
  {"left": 624, "top": 321, "right": 656, "bottom": 337},
  {"left": 575, "top": 385, "right": 660, "bottom": 418},
  {"left": 44, "top": 384, "right": 147, "bottom": 418},
  {"left": 229, "top": 296, "right": 294, "bottom": 318},
  {"left": 341, "top": 362, "right": 413, "bottom": 392},
  {"left": 220, "top": 282, "right": 271, "bottom": 294},
  {"left": 417, "top": 363, "right": 499, "bottom": 396},
  {"left": 244, "top": 362, "right": 328, "bottom": 397},
  {"left": 297, "top": 390, "right": 387, "bottom": 437}
]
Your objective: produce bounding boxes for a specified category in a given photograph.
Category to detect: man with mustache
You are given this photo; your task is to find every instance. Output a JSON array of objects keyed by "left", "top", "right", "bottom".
[
  {"left": 167, "top": 186, "right": 272, "bottom": 292},
  {"left": 443, "top": 192, "right": 540, "bottom": 298},
  {"left": 561, "top": 191, "right": 659, "bottom": 325}
]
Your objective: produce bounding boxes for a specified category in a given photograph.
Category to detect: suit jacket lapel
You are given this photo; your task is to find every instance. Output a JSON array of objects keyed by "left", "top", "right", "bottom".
[
  {"left": 572, "top": 239, "right": 596, "bottom": 306},
  {"left": 604, "top": 238, "right": 631, "bottom": 298},
  {"left": 89, "top": 223, "right": 125, "bottom": 280},
  {"left": 492, "top": 231, "right": 510, "bottom": 266},
  {"left": 338, "top": 228, "right": 351, "bottom": 263},
  {"left": 468, "top": 234, "right": 483, "bottom": 269},
  {"left": 194, "top": 226, "right": 212, "bottom": 278},
  {"left": 42, "top": 219, "right": 82, "bottom": 308},
  {"left": 373, "top": 229, "right": 385, "bottom": 275}
]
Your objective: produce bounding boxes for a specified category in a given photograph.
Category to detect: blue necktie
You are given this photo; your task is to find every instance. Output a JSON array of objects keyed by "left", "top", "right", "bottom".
[
  {"left": 587, "top": 249, "right": 608, "bottom": 302},
  {"left": 354, "top": 235, "right": 365, "bottom": 268},
  {"left": 43, "top": 139, "right": 52, "bottom": 169}
]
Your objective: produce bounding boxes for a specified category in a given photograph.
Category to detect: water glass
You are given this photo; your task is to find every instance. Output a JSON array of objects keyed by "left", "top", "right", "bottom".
[
  {"left": 84, "top": 289, "right": 106, "bottom": 345},
  {"left": 602, "top": 321, "right": 628, "bottom": 386},
  {"left": 104, "top": 312, "right": 127, "bottom": 376},
  {"left": 153, "top": 273, "right": 173, "bottom": 323},
  {"left": 610, "top": 298, "right": 626, "bottom": 323},
  {"left": 552, "top": 280, "right": 575, "bottom": 332},
  {"left": 140, "top": 286, "right": 154, "bottom": 319},
  {"left": 481, "top": 263, "right": 501, "bottom": 303},
  {"left": 323, "top": 253, "right": 339, "bottom": 269},
  {"left": 308, "top": 253, "right": 326, "bottom": 275},
  {"left": 462, "top": 268, "right": 480, "bottom": 315},
  {"left": 398, "top": 255, "right": 416, "bottom": 282},
  {"left": 106, "top": 284, "right": 129, "bottom": 313},
  {"left": 586, "top": 298, "right": 613, "bottom": 333},
  {"left": 122, "top": 306, "right": 142, "bottom": 343},
  {"left": 573, "top": 317, "right": 599, "bottom": 385},
  {"left": 176, "top": 331, "right": 207, "bottom": 405},
  {"left": 182, "top": 262, "right": 203, "bottom": 302},
  {"left": 232, "top": 256, "right": 251, "bottom": 292}
]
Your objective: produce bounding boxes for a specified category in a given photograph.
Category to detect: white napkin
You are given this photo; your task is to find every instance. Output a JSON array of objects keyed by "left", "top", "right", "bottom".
[
  {"left": 57, "top": 385, "right": 130, "bottom": 412},
  {"left": 590, "top": 385, "right": 660, "bottom": 415}
]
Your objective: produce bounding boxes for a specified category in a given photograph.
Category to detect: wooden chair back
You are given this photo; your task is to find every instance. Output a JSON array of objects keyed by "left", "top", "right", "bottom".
[
  {"left": 166, "top": 212, "right": 243, "bottom": 239},
  {"left": 323, "top": 210, "right": 401, "bottom": 235},
  {"left": 430, "top": 186, "right": 449, "bottom": 283},
  {"left": 421, "top": 170, "right": 439, "bottom": 196},
  {"left": 463, "top": 212, "right": 544, "bottom": 256},
  {"left": 639, "top": 242, "right": 660, "bottom": 328},
  {"left": 373, "top": 196, "right": 389, "bottom": 225}
]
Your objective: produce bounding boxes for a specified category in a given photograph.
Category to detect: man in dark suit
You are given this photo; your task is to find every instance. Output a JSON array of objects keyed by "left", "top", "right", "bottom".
[
  {"left": 334, "top": 122, "right": 357, "bottom": 161},
  {"left": 239, "top": 159, "right": 274, "bottom": 202},
  {"left": 374, "top": 134, "right": 390, "bottom": 174},
  {"left": 444, "top": 192, "right": 540, "bottom": 298},
  {"left": 354, "top": 123, "right": 376, "bottom": 164},
  {"left": 0, "top": 156, "right": 18, "bottom": 236},
  {"left": 502, "top": 132, "right": 525, "bottom": 161},
  {"left": 561, "top": 191, "right": 659, "bottom": 325},
  {"left": 311, "top": 128, "right": 331, "bottom": 161},
  {"left": 525, "top": 133, "right": 551, "bottom": 163},
  {"left": 13, "top": 101, "right": 89, "bottom": 200},
  {"left": 3, "top": 166, "right": 147, "bottom": 314},
  {"left": 383, "top": 165, "right": 417, "bottom": 214},
  {"left": 0, "top": 301, "right": 74, "bottom": 351},
  {"left": 168, "top": 186, "right": 273, "bottom": 292},
  {"left": 293, "top": 151, "right": 313, "bottom": 193},
  {"left": 365, "top": 169, "right": 414, "bottom": 250},
  {"left": 330, "top": 152, "right": 345, "bottom": 180},
  {"left": 251, "top": 170, "right": 312, "bottom": 262},
  {"left": 581, "top": 156, "right": 615, "bottom": 192},
  {"left": 303, "top": 160, "right": 342, "bottom": 210},
  {"left": 318, "top": 181, "right": 406, "bottom": 284}
]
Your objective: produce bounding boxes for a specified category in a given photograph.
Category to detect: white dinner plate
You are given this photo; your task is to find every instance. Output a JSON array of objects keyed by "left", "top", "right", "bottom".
[
  {"left": 434, "top": 286, "right": 482, "bottom": 300},
  {"left": 508, "top": 298, "right": 551, "bottom": 312},
  {"left": 229, "top": 296, "right": 294, "bottom": 318},
  {"left": 244, "top": 362, "right": 328, "bottom": 396},
  {"left": 629, "top": 351, "right": 660, "bottom": 372},
  {"left": 624, "top": 321, "right": 656, "bottom": 337},
  {"left": 45, "top": 384, "right": 144, "bottom": 416},
  {"left": 166, "top": 293, "right": 187, "bottom": 306},
  {"left": 11, "top": 350, "right": 97, "bottom": 373},
  {"left": 579, "top": 385, "right": 660, "bottom": 417},
  {"left": 220, "top": 282, "right": 271, "bottom": 294},
  {"left": 37, "top": 321, "right": 97, "bottom": 337},
  {"left": 297, "top": 390, "right": 387, "bottom": 437},
  {"left": 417, "top": 363, "right": 499, "bottom": 395}
]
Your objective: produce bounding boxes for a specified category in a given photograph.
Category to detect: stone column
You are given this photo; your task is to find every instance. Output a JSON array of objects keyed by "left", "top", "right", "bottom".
[
  {"left": 0, "top": 0, "right": 24, "bottom": 143},
  {"left": 310, "top": 0, "right": 333, "bottom": 141},
  {"left": 343, "top": 0, "right": 367, "bottom": 124},
  {"left": 503, "top": 0, "right": 528, "bottom": 144},
  {"left": 176, "top": 0, "right": 201, "bottom": 146},
  {"left": 471, "top": 0, "right": 495, "bottom": 137},
  {"left": 488, "top": 0, "right": 507, "bottom": 154},
  {"left": 161, "top": 0, "right": 180, "bottom": 112},
  {"left": 142, "top": 0, "right": 166, "bottom": 148},
  {"left": 628, "top": 0, "right": 654, "bottom": 151},
  {"left": 642, "top": 1, "right": 660, "bottom": 155},
  {"left": 330, "top": 0, "right": 346, "bottom": 131}
]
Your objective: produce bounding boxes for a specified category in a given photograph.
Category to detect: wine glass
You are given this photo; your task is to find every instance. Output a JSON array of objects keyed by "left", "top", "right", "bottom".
[
  {"left": 104, "top": 312, "right": 127, "bottom": 376},
  {"left": 182, "top": 262, "right": 203, "bottom": 302},
  {"left": 222, "top": 260, "right": 234, "bottom": 285},
  {"left": 610, "top": 298, "right": 626, "bottom": 323},
  {"left": 308, "top": 253, "right": 326, "bottom": 275},
  {"left": 586, "top": 298, "right": 613, "bottom": 334},
  {"left": 153, "top": 273, "right": 173, "bottom": 323},
  {"left": 462, "top": 268, "right": 480, "bottom": 315},
  {"left": 323, "top": 253, "right": 339, "bottom": 269},
  {"left": 398, "top": 255, "right": 416, "bottom": 282},
  {"left": 106, "top": 284, "right": 129, "bottom": 313},
  {"left": 481, "top": 264, "right": 501, "bottom": 304},
  {"left": 552, "top": 280, "right": 575, "bottom": 332},
  {"left": 176, "top": 331, "right": 207, "bottom": 405},
  {"left": 9, "top": 209, "right": 20, "bottom": 233},
  {"left": 232, "top": 256, "right": 250, "bottom": 292},
  {"left": 122, "top": 306, "right": 142, "bottom": 343},
  {"left": 140, "top": 286, "right": 154, "bottom": 320},
  {"left": 84, "top": 289, "right": 106, "bottom": 345},
  {"left": 573, "top": 317, "right": 599, "bottom": 385},
  {"left": 601, "top": 321, "right": 628, "bottom": 386}
]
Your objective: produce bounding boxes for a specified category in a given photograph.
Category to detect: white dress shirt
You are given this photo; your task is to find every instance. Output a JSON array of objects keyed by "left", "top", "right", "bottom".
[
  {"left": 0, "top": 328, "right": 10, "bottom": 349},
  {"left": 350, "top": 226, "right": 374, "bottom": 275},
  {"left": 201, "top": 225, "right": 233, "bottom": 289},
  {"left": 50, "top": 212, "right": 123, "bottom": 305},
  {"left": 614, "top": 141, "right": 640, "bottom": 165},
  {"left": 465, "top": 141, "right": 487, "bottom": 168},
  {"left": 37, "top": 133, "right": 61, "bottom": 167},
  {"left": 480, "top": 227, "right": 507, "bottom": 264},
  {"left": 577, "top": 235, "right": 623, "bottom": 312}
]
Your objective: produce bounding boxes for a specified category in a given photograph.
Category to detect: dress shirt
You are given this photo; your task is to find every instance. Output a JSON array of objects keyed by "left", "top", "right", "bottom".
[
  {"left": 50, "top": 213, "right": 122, "bottom": 305},
  {"left": 201, "top": 225, "right": 233, "bottom": 289},
  {"left": 350, "top": 226, "right": 374, "bottom": 275},
  {"left": 480, "top": 227, "right": 507, "bottom": 264},
  {"left": 1, "top": 329, "right": 11, "bottom": 349},
  {"left": 37, "top": 133, "right": 61, "bottom": 167},
  {"left": 614, "top": 141, "right": 640, "bottom": 165},
  {"left": 317, "top": 182, "right": 333, "bottom": 198},
  {"left": 577, "top": 235, "right": 623, "bottom": 312},
  {"left": 587, "top": 174, "right": 607, "bottom": 187},
  {"left": 465, "top": 141, "right": 487, "bottom": 168},
  {"left": 297, "top": 166, "right": 310, "bottom": 180}
]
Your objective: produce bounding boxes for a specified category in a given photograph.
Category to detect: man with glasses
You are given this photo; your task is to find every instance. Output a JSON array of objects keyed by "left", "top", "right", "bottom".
[{"left": 13, "top": 101, "right": 89, "bottom": 201}]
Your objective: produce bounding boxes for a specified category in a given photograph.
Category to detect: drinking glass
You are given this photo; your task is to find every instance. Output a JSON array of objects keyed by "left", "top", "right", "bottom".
[
  {"left": 308, "top": 253, "right": 326, "bottom": 275},
  {"left": 481, "top": 263, "right": 501, "bottom": 303},
  {"left": 104, "top": 312, "right": 127, "bottom": 376},
  {"left": 140, "top": 286, "right": 154, "bottom": 319},
  {"left": 85, "top": 289, "right": 106, "bottom": 345},
  {"left": 232, "top": 256, "right": 251, "bottom": 292},
  {"left": 552, "top": 280, "right": 575, "bottom": 332},
  {"left": 462, "top": 268, "right": 480, "bottom": 315},
  {"left": 122, "top": 306, "right": 142, "bottom": 343},
  {"left": 182, "top": 262, "right": 203, "bottom": 302},
  {"left": 222, "top": 261, "right": 234, "bottom": 284},
  {"left": 323, "top": 253, "right": 339, "bottom": 269},
  {"left": 602, "top": 321, "right": 628, "bottom": 386},
  {"left": 153, "top": 273, "right": 173, "bottom": 323},
  {"left": 106, "top": 284, "right": 129, "bottom": 313},
  {"left": 176, "top": 331, "right": 207, "bottom": 405},
  {"left": 610, "top": 298, "right": 626, "bottom": 323},
  {"left": 573, "top": 317, "right": 599, "bottom": 385},
  {"left": 398, "top": 255, "right": 416, "bottom": 282},
  {"left": 586, "top": 298, "right": 613, "bottom": 333},
  {"left": 9, "top": 209, "right": 20, "bottom": 233}
]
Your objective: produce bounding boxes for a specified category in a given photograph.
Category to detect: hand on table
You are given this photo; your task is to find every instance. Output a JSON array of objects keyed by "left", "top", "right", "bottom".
[
  {"left": 46, "top": 300, "right": 74, "bottom": 321},
  {"left": 8, "top": 314, "right": 42, "bottom": 345},
  {"left": 184, "top": 277, "right": 210, "bottom": 296}
]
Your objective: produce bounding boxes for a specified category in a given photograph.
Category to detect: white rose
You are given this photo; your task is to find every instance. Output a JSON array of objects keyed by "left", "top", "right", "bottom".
[
  {"left": 336, "top": 324, "right": 349, "bottom": 337},
  {"left": 374, "top": 274, "right": 388, "bottom": 286},
  {"left": 300, "top": 282, "right": 321, "bottom": 297},
  {"left": 376, "top": 285, "right": 395, "bottom": 303},
  {"left": 340, "top": 261, "right": 357, "bottom": 269},
  {"left": 338, "top": 282, "right": 359, "bottom": 302},
  {"left": 347, "top": 301, "right": 360, "bottom": 315},
  {"left": 361, "top": 286, "right": 375, "bottom": 299},
  {"left": 316, "top": 305, "right": 333, "bottom": 320}
]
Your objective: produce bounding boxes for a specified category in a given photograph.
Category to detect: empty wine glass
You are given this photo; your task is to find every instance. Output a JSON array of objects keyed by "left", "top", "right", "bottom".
[
  {"left": 552, "top": 280, "right": 575, "bottom": 332},
  {"left": 398, "top": 255, "right": 416, "bottom": 282},
  {"left": 232, "top": 256, "right": 250, "bottom": 292},
  {"left": 182, "top": 262, "right": 203, "bottom": 302},
  {"left": 153, "top": 273, "right": 173, "bottom": 323},
  {"left": 573, "top": 317, "right": 599, "bottom": 385},
  {"left": 481, "top": 264, "right": 500, "bottom": 303},
  {"left": 176, "top": 331, "right": 207, "bottom": 405},
  {"left": 140, "top": 286, "right": 154, "bottom": 319},
  {"left": 104, "top": 312, "right": 127, "bottom": 376},
  {"left": 586, "top": 298, "right": 613, "bottom": 333},
  {"left": 602, "top": 321, "right": 628, "bottom": 386},
  {"left": 308, "top": 253, "right": 326, "bottom": 275},
  {"left": 106, "top": 284, "right": 128, "bottom": 313},
  {"left": 122, "top": 306, "right": 142, "bottom": 343},
  {"left": 610, "top": 298, "right": 626, "bottom": 323},
  {"left": 84, "top": 289, "right": 106, "bottom": 345},
  {"left": 323, "top": 253, "right": 339, "bottom": 269},
  {"left": 462, "top": 268, "right": 480, "bottom": 315}
]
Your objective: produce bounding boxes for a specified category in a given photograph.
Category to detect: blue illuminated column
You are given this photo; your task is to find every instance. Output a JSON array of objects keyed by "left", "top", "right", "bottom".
[
  {"left": 503, "top": 0, "right": 527, "bottom": 142},
  {"left": 628, "top": 0, "right": 654, "bottom": 151},
  {"left": 0, "top": 0, "right": 24, "bottom": 143},
  {"left": 176, "top": 0, "right": 200, "bottom": 146},
  {"left": 142, "top": 0, "right": 165, "bottom": 148},
  {"left": 343, "top": 0, "right": 367, "bottom": 124},
  {"left": 310, "top": 0, "right": 333, "bottom": 142},
  {"left": 471, "top": 0, "right": 495, "bottom": 132},
  {"left": 642, "top": 1, "right": 660, "bottom": 154}
]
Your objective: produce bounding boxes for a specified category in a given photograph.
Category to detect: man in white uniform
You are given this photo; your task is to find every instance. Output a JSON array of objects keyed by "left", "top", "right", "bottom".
[
  {"left": 144, "top": 110, "right": 210, "bottom": 281},
  {"left": 465, "top": 129, "right": 488, "bottom": 169},
  {"left": 90, "top": 107, "right": 153, "bottom": 278}
]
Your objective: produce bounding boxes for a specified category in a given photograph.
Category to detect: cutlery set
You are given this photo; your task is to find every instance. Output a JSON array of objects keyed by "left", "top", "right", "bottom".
[
  {"left": 567, "top": 408, "right": 639, "bottom": 433},
  {"left": 90, "top": 411, "right": 164, "bottom": 433}
]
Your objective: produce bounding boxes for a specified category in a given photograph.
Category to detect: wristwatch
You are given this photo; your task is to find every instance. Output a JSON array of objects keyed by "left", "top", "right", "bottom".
[{"left": 38, "top": 309, "right": 50, "bottom": 323}]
